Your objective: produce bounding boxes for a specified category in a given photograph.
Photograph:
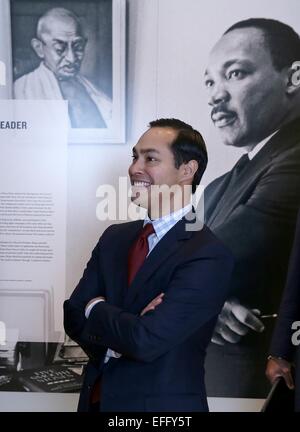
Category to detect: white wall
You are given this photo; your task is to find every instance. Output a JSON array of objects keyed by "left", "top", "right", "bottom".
[{"left": 0, "top": 393, "right": 265, "bottom": 412}]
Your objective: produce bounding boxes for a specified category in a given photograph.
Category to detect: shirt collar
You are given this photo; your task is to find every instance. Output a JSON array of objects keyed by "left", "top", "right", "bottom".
[
  {"left": 144, "top": 203, "right": 192, "bottom": 240},
  {"left": 246, "top": 130, "right": 279, "bottom": 160}
]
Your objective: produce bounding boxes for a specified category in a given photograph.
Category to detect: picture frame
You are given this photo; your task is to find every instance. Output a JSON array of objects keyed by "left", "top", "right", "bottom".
[{"left": 9, "top": 0, "right": 126, "bottom": 144}]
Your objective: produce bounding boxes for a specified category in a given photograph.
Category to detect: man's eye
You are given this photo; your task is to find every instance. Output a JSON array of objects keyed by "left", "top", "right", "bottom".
[
  {"left": 73, "top": 43, "right": 85, "bottom": 53},
  {"left": 204, "top": 79, "right": 214, "bottom": 88},
  {"left": 54, "top": 44, "right": 66, "bottom": 56},
  {"left": 227, "top": 70, "right": 246, "bottom": 80},
  {"left": 147, "top": 157, "right": 157, "bottom": 162}
]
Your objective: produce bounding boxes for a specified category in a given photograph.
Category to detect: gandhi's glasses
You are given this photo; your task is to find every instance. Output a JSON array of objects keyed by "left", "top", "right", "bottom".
[{"left": 37, "top": 37, "right": 87, "bottom": 57}]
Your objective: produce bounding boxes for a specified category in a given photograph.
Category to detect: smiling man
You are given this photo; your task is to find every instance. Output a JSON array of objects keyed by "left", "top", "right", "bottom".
[
  {"left": 63, "top": 118, "right": 234, "bottom": 412},
  {"left": 203, "top": 18, "right": 300, "bottom": 398},
  {"left": 14, "top": 7, "right": 112, "bottom": 128},
  {"left": 130, "top": 123, "right": 198, "bottom": 219}
]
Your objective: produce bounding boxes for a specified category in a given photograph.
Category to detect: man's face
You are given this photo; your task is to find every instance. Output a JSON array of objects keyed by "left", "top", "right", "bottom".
[
  {"left": 128, "top": 127, "right": 184, "bottom": 213},
  {"left": 37, "top": 17, "right": 86, "bottom": 79},
  {"left": 204, "top": 28, "right": 288, "bottom": 148}
]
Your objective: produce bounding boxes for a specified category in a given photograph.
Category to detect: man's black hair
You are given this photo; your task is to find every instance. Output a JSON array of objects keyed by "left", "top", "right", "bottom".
[
  {"left": 224, "top": 18, "right": 300, "bottom": 71},
  {"left": 149, "top": 118, "right": 207, "bottom": 193}
]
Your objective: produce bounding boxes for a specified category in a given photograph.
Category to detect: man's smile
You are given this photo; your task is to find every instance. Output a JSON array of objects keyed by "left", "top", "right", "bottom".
[{"left": 131, "top": 177, "right": 152, "bottom": 188}]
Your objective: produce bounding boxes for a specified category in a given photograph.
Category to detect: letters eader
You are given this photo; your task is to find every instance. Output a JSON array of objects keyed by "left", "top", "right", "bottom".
[{"left": 0, "top": 121, "right": 27, "bottom": 129}]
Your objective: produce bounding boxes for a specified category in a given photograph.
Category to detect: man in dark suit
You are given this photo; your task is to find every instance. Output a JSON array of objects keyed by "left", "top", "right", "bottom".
[
  {"left": 266, "top": 210, "right": 300, "bottom": 411},
  {"left": 63, "top": 118, "right": 234, "bottom": 412},
  {"left": 203, "top": 18, "right": 300, "bottom": 397}
]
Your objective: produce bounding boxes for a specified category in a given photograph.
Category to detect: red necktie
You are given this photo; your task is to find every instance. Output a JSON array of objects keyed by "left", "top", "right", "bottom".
[
  {"left": 90, "top": 379, "right": 101, "bottom": 405},
  {"left": 127, "top": 223, "right": 155, "bottom": 285},
  {"left": 90, "top": 224, "right": 155, "bottom": 406}
]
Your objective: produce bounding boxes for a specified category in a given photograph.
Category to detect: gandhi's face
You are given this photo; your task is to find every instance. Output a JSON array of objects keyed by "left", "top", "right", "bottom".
[
  {"left": 36, "top": 17, "right": 86, "bottom": 79},
  {"left": 204, "top": 28, "right": 288, "bottom": 148}
]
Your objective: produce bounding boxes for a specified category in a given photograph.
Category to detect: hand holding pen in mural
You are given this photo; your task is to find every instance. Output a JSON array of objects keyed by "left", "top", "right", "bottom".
[
  {"left": 211, "top": 297, "right": 277, "bottom": 346},
  {"left": 260, "top": 313, "right": 278, "bottom": 319}
]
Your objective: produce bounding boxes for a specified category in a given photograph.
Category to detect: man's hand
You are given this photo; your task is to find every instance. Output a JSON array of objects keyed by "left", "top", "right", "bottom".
[
  {"left": 141, "top": 293, "right": 164, "bottom": 316},
  {"left": 266, "top": 357, "right": 294, "bottom": 389},
  {"left": 211, "top": 297, "right": 265, "bottom": 345}
]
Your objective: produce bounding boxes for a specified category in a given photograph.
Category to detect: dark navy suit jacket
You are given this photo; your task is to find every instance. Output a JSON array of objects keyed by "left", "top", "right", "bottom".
[
  {"left": 270, "top": 210, "right": 300, "bottom": 411},
  {"left": 64, "top": 214, "right": 234, "bottom": 412}
]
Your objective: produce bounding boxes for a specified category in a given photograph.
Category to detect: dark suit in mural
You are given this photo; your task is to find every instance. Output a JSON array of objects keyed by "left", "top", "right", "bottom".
[{"left": 203, "top": 18, "right": 300, "bottom": 397}]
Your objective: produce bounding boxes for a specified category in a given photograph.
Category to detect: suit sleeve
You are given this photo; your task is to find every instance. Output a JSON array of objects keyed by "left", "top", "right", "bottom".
[
  {"left": 269, "top": 210, "right": 300, "bottom": 360},
  {"left": 63, "top": 226, "right": 114, "bottom": 361},
  {"left": 80, "top": 244, "right": 234, "bottom": 363}
]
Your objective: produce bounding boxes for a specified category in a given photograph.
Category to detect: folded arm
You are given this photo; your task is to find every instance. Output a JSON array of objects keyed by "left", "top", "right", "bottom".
[
  {"left": 80, "top": 247, "right": 234, "bottom": 363},
  {"left": 63, "top": 230, "right": 111, "bottom": 361}
]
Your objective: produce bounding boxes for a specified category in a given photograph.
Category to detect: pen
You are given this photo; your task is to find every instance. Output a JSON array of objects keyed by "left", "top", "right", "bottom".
[{"left": 260, "top": 313, "right": 277, "bottom": 319}]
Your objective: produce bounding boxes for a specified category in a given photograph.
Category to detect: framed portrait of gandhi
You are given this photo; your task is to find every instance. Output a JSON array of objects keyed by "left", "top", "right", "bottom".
[{"left": 10, "top": 0, "right": 126, "bottom": 144}]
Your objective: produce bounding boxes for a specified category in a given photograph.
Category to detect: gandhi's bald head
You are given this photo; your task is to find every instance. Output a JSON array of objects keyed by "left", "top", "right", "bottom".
[
  {"left": 36, "top": 7, "right": 83, "bottom": 40},
  {"left": 31, "top": 7, "right": 87, "bottom": 79}
]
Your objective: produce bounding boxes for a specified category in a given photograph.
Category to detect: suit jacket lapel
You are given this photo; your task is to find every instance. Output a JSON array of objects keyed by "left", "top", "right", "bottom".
[
  {"left": 211, "top": 150, "right": 272, "bottom": 226},
  {"left": 111, "top": 220, "right": 143, "bottom": 307},
  {"left": 205, "top": 170, "right": 236, "bottom": 226},
  {"left": 206, "top": 118, "right": 300, "bottom": 228},
  {"left": 124, "top": 215, "right": 194, "bottom": 308}
]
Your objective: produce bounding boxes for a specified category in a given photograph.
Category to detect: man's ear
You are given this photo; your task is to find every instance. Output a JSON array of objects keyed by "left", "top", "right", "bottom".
[
  {"left": 181, "top": 160, "right": 199, "bottom": 182},
  {"left": 286, "top": 61, "right": 300, "bottom": 95},
  {"left": 31, "top": 38, "right": 45, "bottom": 59}
]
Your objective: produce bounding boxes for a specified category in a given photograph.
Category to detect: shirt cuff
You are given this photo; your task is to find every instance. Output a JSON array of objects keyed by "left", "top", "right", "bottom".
[
  {"left": 105, "top": 348, "right": 122, "bottom": 363},
  {"left": 85, "top": 299, "right": 105, "bottom": 319}
]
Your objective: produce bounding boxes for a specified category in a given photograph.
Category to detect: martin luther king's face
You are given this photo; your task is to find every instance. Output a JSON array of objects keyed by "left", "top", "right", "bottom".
[{"left": 204, "top": 27, "right": 289, "bottom": 149}]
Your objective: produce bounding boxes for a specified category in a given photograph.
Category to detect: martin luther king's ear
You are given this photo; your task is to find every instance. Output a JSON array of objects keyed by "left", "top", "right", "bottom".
[
  {"left": 286, "top": 61, "right": 300, "bottom": 94},
  {"left": 31, "top": 38, "right": 45, "bottom": 59}
]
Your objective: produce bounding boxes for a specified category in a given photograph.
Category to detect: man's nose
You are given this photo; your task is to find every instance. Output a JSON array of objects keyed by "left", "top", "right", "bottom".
[
  {"left": 208, "top": 82, "right": 230, "bottom": 106},
  {"left": 64, "top": 46, "right": 76, "bottom": 63},
  {"left": 129, "top": 158, "right": 145, "bottom": 175}
]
